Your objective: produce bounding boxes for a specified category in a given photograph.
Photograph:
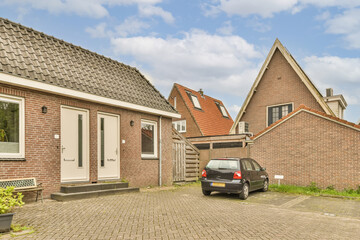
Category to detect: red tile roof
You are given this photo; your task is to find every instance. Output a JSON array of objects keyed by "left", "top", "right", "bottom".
[
  {"left": 252, "top": 104, "right": 360, "bottom": 139},
  {"left": 175, "top": 83, "right": 234, "bottom": 136}
]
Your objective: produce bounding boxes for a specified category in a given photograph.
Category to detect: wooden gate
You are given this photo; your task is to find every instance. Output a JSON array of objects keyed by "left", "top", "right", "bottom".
[{"left": 172, "top": 129, "right": 200, "bottom": 182}]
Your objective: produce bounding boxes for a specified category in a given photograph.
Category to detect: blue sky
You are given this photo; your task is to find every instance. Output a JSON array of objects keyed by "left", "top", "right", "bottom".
[{"left": 1, "top": 0, "right": 359, "bottom": 123}]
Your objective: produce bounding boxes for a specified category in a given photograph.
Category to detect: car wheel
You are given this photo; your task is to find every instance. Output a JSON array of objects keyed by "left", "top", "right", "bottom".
[
  {"left": 262, "top": 180, "right": 268, "bottom": 192},
  {"left": 239, "top": 183, "right": 249, "bottom": 200},
  {"left": 202, "top": 189, "right": 211, "bottom": 196}
]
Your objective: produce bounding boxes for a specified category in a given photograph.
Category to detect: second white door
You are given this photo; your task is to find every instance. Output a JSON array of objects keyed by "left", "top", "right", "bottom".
[{"left": 98, "top": 113, "right": 120, "bottom": 180}]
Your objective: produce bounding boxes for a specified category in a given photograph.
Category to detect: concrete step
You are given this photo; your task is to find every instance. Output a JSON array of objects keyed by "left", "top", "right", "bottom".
[
  {"left": 51, "top": 187, "right": 139, "bottom": 201},
  {"left": 60, "top": 182, "right": 129, "bottom": 194}
]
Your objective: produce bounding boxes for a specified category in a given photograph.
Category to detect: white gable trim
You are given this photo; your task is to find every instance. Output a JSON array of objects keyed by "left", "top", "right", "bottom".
[
  {"left": 230, "top": 39, "right": 334, "bottom": 134},
  {"left": 0, "top": 72, "right": 180, "bottom": 118}
]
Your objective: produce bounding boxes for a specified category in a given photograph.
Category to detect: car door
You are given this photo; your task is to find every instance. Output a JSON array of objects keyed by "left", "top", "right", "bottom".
[
  {"left": 251, "top": 160, "right": 263, "bottom": 190},
  {"left": 241, "top": 159, "right": 256, "bottom": 191}
]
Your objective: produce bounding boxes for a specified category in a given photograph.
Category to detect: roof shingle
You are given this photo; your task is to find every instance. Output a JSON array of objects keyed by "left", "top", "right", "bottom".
[
  {"left": 175, "top": 83, "right": 233, "bottom": 136},
  {"left": 0, "top": 18, "right": 176, "bottom": 114}
]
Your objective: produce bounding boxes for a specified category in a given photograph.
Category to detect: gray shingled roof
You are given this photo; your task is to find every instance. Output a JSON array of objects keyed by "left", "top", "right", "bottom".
[{"left": 0, "top": 18, "right": 176, "bottom": 114}]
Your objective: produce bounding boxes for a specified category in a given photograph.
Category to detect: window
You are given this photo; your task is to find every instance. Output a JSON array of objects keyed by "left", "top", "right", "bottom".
[
  {"left": 206, "top": 160, "right": 239, "bottom": 170},
  {"left": 242, "top": 160, "right": 254, "bottom": 171},
  {"left": 141, "top": 119, "right": 158, "bottom": 158},
  {"left": 252, "top": 161, "right": 261, "bottom": 171},
  {"left": 173, "top": 97, "right": 176, "bottom": 109},
  {"left": 187, "top": 92, "right": 201, "bottom": 109},
  {"left": 172, "top": 120, "right": 186, "bottom": 133},
  {"left": 267, "top": 103, "right": 293, "bottom": 126},
  {"left": 0, "top": 94, "right": 24, "bottom": 158},
  {"left": 215, "top": 102, "right": 229, "bottom": 118}
]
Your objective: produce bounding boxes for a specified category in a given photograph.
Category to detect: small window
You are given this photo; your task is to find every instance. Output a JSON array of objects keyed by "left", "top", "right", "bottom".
[
  {"left": 173, "top": 97, "right": 176, "bottom": 109},
  {"left": 0, "top": 94, "right": 24, "bottom": 158},
  {"left": 252, "top": 161, "right": 261, "bottom": 171},
  {"left": 173, "top": 120, "right": 186, "bottom": 133},
  {"left": 268, "top": 103, "right": 293, "bottom": 126},
  {"left": 215, "top": 102, "right": 229, "bottom": 118},
  {"left": 242, "top": 160, "right": 254, "bottom": 171},
  {"left": 187, "top": 92, "right": 201, "bottom": 109},
  {"left": 141, "top": 119, "right": 158, "bottom": 158}
]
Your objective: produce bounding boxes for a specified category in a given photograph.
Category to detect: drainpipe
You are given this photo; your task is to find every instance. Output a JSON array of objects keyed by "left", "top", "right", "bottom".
[{"left": 159, "top": 116, "right": 162, "bottom": 187}]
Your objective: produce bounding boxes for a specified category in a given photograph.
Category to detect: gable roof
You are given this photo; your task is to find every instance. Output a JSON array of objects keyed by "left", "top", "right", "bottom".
[
  {"left": 173, "top": 83, "right": 234, "bottom": 136},
  {"left": 230, "top": 39, "right": 334, "bottom": 133},
  {"left": 0, "top": 18, "right": 179, "bottom": 118},
  {"left": 252, "top": 104, "right": 360, "bottom": 140}
]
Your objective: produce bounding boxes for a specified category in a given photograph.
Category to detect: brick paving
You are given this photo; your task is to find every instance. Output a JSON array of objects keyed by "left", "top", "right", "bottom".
[{"left": 2, "top": 186, "right": 360, "bottom": 240}]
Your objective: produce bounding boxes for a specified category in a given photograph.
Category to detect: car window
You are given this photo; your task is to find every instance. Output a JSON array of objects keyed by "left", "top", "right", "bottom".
[
  {"left": 252, "top": 161, "right": 261, "bottom": 171},
  {"left": 241, "top": 160, "right": 254, "bottom": 171},
  {"left": 207, "top": 160, "right": 239, "bottom": 170}
]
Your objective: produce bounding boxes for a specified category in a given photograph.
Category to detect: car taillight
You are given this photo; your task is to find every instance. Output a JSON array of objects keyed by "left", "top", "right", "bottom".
[
  {"left": 233, "top": 171, "right": 242, "bottom": 179},
  {"left": 202, "top": 170, "right": 207, "bottom": 178}
]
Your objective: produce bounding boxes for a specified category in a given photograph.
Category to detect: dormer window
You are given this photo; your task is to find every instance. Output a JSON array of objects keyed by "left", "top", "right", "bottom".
[
  {"left": 215, "top": 102, "right": 229, "bottom": 118},
  {"left": 187, "top": 92, "right": 201, "bottom": 110}
]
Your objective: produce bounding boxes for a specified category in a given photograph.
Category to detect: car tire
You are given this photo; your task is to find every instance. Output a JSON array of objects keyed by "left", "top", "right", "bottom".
[
  {"left": 262, "top": 180, "right": 269, "bottom": 192},
  {"left": 239, "top": 183, "right": 249, "bottom": 200},
  {"left": 202, "top": 189, "right": 211, "bottom": 196}
]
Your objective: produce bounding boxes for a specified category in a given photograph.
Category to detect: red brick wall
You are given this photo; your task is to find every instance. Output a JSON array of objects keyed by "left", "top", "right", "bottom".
[
  {"left": 240, "top": 49, "right": 324, "bottom": 135},
  {"left": 249, "top": 110, "right": 360, "bottom": 190},
  {"left": 0, "top": 83, "right": 173, "bottom": 197},
  {"left": 169, "top": 87, "right": 202, "bottom": 137}
]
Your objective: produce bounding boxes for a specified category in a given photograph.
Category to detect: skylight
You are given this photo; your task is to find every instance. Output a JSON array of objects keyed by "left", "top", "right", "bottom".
[
  {"left": 220, "top": 105, "right": 228, "bottom": 117},
  {"left": 190, "top": 94, "right": 201, "bottom": 109}
]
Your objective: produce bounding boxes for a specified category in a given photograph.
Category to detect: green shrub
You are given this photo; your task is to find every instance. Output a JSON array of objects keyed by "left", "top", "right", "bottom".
[
  {"left": 307, "top": 182, "right": 321, "bottom": 193},
  {"left": 0, "top": 186, "right": 24, "bottom": 214},
  {"left": 326, "top": 185, "right": 335, "bottom": 191}
]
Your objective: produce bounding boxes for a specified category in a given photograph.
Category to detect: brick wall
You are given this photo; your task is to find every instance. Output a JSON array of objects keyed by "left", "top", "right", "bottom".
[
  {"left": 0, "top": 83, "right": 173, "bottom": 197},
  {"left": 169, "top": 87, "right": 202, "bottom": 137},
  {"left": 240, "top": 49, "right": 325, "bottom": 135},
  {"left": 249, "top": 110, "right": 360, "bottom": 190}
]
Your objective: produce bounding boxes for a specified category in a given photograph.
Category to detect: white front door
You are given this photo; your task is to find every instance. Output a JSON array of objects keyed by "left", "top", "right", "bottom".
[
  {"left": 98, "top": 113, "right": 120, "bottom": 180},
  {"left": 61, "top": 106, "right": 89, "bottom": 183}
]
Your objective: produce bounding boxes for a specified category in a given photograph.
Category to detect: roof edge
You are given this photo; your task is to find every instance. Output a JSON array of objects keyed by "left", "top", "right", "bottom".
[{"left": 0, "top": 72, "right": 181, "bottom": 118}]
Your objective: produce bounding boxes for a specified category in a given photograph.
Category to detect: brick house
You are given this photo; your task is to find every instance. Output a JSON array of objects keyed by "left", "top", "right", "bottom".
[
  {"left": 168, "top": 83, "right": 233, "bottom": 138},
  {"left": 0, "top": 18, "right": 180, "bottom": 198},
  {"left": 230, "top": 39, "right": 359, "bottom": 189}
]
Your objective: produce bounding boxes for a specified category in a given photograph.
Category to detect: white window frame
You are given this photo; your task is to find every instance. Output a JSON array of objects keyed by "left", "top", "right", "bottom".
[
  {"left": 219, "top": 105, "right": 228, "bottom": 117},
  {"left": 0, "top": 94, "right": 25, "bottom": 159},
  {"left": 173, "top": 96, "right": 176, "bottom": 109},
  {"left": 141, "top": 119, "right": 158, "bottom": 159},
  {"left": 173, "top": 120, "right": 186, "bottom": 133}
]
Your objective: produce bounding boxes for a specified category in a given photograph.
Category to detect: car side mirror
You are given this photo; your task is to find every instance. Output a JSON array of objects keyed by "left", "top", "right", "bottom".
[{"left": 261, "top": 167, "right": 266, "bottom": 171}]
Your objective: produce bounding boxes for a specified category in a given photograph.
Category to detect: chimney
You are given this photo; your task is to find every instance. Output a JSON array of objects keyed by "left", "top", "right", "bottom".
[
  {"left": 326, "top": 88, "right": 333, "bottom": 97},
  {"left": 198, "top": 89, "right": 204, "bottom": 97}
]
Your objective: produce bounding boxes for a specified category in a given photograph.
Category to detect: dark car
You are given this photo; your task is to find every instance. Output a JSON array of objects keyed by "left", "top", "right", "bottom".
[{"left": 201, "top": 158, "right": 268, "bottom": 200}]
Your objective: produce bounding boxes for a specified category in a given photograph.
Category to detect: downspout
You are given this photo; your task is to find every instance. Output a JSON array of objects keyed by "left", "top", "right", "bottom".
[{"left": 159, "top": 116, "right": 162, "bottom": 187}]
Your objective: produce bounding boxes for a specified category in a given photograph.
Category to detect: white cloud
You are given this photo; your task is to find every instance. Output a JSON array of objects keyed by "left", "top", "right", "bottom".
[
  {"left": 115, "top": 17, "right": 150, "bottom": 37},
  {"left": 303, "top": 55, "right": 360, "bottom": 108},
  {"left": 1, "top": 0, "right": 173, "bottom": 23},
  {"left": 110, "top": 29, "right": 262, "bottom": 97},
  {"left": 205, "top": 0, "right": 360, "bottom": 19},
  {"left": 227, "top": 104, "right": 242, "bottom": 117},
  {"left": 324, "top": 8, "right": 360, "bottom": 49},
  {"left": 85, "top": 22, "right": 111, "bottom": 38},
  {"left": 216, "top": 21, "right": 234, "bottom": 35},
  {"left": 138, "top": 4, "right": 174, "bottom": 24}
]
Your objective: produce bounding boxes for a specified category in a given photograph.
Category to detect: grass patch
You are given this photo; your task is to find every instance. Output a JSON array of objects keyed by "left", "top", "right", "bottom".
[{"left": 270, "top": 183, "right": 360, "bottom": 199}]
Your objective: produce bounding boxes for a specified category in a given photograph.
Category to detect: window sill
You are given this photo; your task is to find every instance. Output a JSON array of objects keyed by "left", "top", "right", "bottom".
[
  {"left": 0, "top": 158, "right": 26, "bottom": 161},
  {"left": 141, "top": 157, "right": 159, "bottom": 160}
]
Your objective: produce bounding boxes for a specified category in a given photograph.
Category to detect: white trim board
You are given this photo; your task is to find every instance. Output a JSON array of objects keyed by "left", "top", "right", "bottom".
[{"left": 0, "top": 72, "right": 180, "bottom": 119}]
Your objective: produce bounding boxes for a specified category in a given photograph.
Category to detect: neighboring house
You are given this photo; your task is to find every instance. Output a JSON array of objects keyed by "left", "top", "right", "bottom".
[
  {"left": 230, "top": 39, "right": 347, "bottom": 135},
  {"left": 229, "top": 39, "right": 359, "bottom": 189},
  {"left": 168, "top": 83, "right": 234, "bottom": 138},
  {"left": 0, "top": 18, "right": 180, "bottom": 197}
]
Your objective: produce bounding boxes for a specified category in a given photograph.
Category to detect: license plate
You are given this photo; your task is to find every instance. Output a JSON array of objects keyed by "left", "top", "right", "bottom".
[{"left": 211, "top": 182, "right": 225, "bottom": 187}]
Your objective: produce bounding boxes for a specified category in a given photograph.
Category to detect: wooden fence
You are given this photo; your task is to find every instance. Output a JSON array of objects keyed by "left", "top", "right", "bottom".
[{"left": 172, "top": 129, "right": 200, "bottom": 182}]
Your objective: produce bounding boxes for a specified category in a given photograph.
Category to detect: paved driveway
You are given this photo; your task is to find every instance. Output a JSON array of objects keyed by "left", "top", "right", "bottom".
[{"left": 3, "top": 185, "right": 360, "bottom": 239}]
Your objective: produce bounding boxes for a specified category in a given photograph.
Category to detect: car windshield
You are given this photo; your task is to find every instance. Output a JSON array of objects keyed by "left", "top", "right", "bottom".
[{"left": 206, "top": 160, "right": 239, "bottom": 170}]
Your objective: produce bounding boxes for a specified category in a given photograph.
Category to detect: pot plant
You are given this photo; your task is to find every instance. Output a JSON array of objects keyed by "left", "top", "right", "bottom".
[{"left": 0, "top": 186, "right": 24, "bottom": 233}]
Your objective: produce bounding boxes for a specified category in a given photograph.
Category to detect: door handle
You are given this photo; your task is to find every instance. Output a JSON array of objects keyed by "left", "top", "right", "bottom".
[
  {"left": 64, "top": 158, "right": 75, "bottom": 161},
  {"left": 107, "top": 159, "right": 116, "bottom": 161}
]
